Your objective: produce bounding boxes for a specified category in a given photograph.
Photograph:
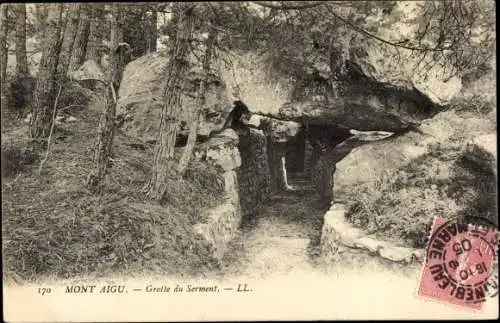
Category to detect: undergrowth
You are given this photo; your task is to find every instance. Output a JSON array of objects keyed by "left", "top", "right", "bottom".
[
  {"left": 2, "top": 98, "right": 226, "bottom": 283},
  {"left": 344, "top": 144, "right": 497, "bottom": 249}
]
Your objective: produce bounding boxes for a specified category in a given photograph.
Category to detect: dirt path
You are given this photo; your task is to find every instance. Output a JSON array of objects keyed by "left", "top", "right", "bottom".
[{"left": 217, "top": 173, "right": 328, "bottom": 278}]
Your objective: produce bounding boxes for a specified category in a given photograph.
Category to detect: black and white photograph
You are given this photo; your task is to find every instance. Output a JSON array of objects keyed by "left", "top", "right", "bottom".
[{"left": 1, "top": 1, "right": 498, "bottom": 321}]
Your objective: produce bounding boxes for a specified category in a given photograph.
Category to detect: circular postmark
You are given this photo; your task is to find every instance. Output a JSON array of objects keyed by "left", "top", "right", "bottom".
[{"left": 426, "top": 219, "right": 498, "bottom": 305}]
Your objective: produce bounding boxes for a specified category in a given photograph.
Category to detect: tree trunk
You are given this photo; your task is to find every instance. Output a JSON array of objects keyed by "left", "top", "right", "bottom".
[
  {"left": 86, "top": 4, "right": 104, "bottom": 64},
  {"left": 86, "top": 5, "right": 123, "bottom": 191},
  {"left": 68, "top": 5, "right": 90, "bottom": 73},
  {"left": 177, "top": 31, "right": 215, "bottom": 175},
  {"left": 149, "top": 10, "right": 158, "bottom": 53},
  {"left": 146, "top": 3, "right": 196, "bottom": 201},
  {"left": 57, "top": 4, "right": 80, "bottom": 76},
  {"left": 14, "top": 4, "right": 28, "bottom": 78},
  {"left": 111, "top": 15, "right": 125, "bottom": 90},
  {"left": 0, "top": 5, "right": 9, "bottom": 108},
  {"left": 29, "top": 4, "right": 63, "bottom": 139}
]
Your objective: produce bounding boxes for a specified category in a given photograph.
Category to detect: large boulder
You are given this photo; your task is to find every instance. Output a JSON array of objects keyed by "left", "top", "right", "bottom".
[
  {"left": 193, "top": 129, "right": 241, "bottom": 172},
  {"left": 320, "top": 203, "right": 424, "bottom": 266},
  {"left": 117, "top": 51, "right": 232, "bottom": 142},
  {"left": 348, "top": 2, "right": 462, "bottom": 107},
  {"left": 278, "top": 83, "right": 438, "bottom": 132},
  {"left": 333, "top": 130, "right": 429, "bottom": 199},
  {"left": 217, "top": 51, "right": 293, "bottom": 116}
]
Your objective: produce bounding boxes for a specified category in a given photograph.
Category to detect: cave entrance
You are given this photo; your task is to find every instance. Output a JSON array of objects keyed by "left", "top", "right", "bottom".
[
  {"left": 277, "top": 124, "right": 352, "bottom": 193},
  {"left": 284, "top": 129, "right": 306, "bottom": 174}
]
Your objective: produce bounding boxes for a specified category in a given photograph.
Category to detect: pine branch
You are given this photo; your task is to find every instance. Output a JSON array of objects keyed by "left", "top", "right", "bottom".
[
  {"left": 322, "top": 4, "right": 453, "bottom": 53},
  {"left": 252, "top": 1, "right": 455, "bottom": 53}
]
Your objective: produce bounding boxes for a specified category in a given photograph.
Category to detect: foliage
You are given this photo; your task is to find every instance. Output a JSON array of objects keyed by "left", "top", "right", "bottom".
[
  {"left": 412, "top": 0, "right": 496, "bottom": 78},
  {"left": 4, "top": 74, "right": 36, "bottom": 115}
]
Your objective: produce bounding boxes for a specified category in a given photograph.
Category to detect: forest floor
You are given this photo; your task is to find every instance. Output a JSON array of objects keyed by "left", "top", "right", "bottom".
[{"left": 2, "top": 93, "right": 226, "bottom": 282}]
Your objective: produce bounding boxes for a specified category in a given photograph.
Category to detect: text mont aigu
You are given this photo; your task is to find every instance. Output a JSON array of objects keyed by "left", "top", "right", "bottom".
[{"left": 64, "top": 284, "right": 235, "bottom": 293}]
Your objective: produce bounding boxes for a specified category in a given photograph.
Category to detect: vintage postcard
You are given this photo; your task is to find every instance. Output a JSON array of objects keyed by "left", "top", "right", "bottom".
[{"left": 1, "top": 1, "right": 498, "bottom": 321}]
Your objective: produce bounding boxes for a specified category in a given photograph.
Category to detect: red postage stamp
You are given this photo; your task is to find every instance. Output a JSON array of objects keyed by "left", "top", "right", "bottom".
[{"left": 418, "top": 217, "right": 498, "bottom": 310}]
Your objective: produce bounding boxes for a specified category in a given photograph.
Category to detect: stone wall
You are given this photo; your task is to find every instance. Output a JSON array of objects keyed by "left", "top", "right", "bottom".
[
  {"left": 193, "top": 171, "right": 242, "bottom": 261},
  {"left": 191, "top": 128, "right": 274, "bottom": 261},
  {"left": 303, "top": 139, "right": 317, "bottom": 178},
  {"left": 320, "top": 203, "right": 425, "bottom": 267},
  {"left": 192, "top": 130, "right": 243, "bottom": 262},
  {"left": 236, "top": 128, "right": 273, "bottom": 215},
  {"left": 311, "top": 151, "right": 336, "bottom": 203}
]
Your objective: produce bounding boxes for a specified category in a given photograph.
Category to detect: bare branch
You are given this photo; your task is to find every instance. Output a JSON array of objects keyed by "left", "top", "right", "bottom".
[{"left": 252, "top": 1, "right": 328, "bottom": 11}]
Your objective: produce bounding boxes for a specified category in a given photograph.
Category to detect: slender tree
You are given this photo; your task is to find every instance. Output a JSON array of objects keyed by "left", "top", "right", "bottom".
[
  {"left": 149, "top": 9, "right": 158, "bottom": 53},
  {"left": 146, "top": 3, "right": 196, "bottom": 201},
  {"left": 14, "top": 4, "right": 28, "bottom": 78},
  {"left": 177, "top": 30, "right": 215, "bottom": 175},
  {"left": 29, "top": 4, "right": 63, "bottom": 139},
  {"left": 57, "top": 4, "right": 80, "bottom": 76},
  {"left": 68, "top": 4, "right": 90, "bottom": 73},
  {"left": 0, "top": 5, "right": 9, "bottom": 108},
  {"left": 86, "top": 4, "right": 105, "bottom": 64},
  {"left": 86, "top": 4, "right": 123, "bottom": 191}
]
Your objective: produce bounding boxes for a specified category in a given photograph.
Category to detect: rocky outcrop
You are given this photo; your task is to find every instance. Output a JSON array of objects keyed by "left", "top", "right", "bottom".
[
  {"left": 331, "top": 111, "right": 497, "bottom": 202},
  {"left": 117, "top": 51, "right": 233, "bottom": 142},
  {"left": 217, "top": 51, "right": 293, "bottom": 116},
  {"left": 320, "top": 203, "right": 424, "bottom": 266},
  {"left": 349, "top": 2, "right": 463, "bottom": 107},
  {"left": 115, "top": 30, "right": 456, "bottom": 146},
  {"left": 278, "top": 83, "right": 439, "bottom": 132}
]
